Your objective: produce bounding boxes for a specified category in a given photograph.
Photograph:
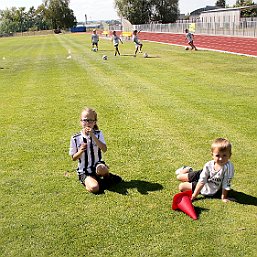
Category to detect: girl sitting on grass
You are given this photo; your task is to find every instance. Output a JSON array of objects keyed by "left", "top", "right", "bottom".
[{"left": 69, "top": 107, "right": 121, "bottom": 193}]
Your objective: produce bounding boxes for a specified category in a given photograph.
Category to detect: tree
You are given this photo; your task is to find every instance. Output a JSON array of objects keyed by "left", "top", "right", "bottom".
[
  {"left": 151, "top": 0, "right": 179, "bottom": 23},
  {"left": 0, "top": 7, "right": 23, "bottom": 34},
  {"left": 215, "top": 0, "right": 226, "bottom": 8},
  {"left": 36, "top": 3, "right": 52, "bottom": 30},
  {"left": 235, "top": 0, "right": 255, "bottom": 5},
  {"left": 43, "top": 0, "right": 76, "bottom": 29},
  {"left": 115, "top": 0, "right": 151, "bottom": 24},
  {"left": 0, "top": 0, "right": 76, "bottom": 34},
  {"left": 114, "top": 0, "right": 179, "bottom": 24},
  {"left": 235, "top": 0, "right": 257, "bottom": 17}
]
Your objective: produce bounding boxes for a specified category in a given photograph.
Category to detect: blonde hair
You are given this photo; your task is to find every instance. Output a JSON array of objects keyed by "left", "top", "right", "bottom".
[
  {"left": 81, "top": 107, "right": 99, "bottom": 130},
  {"left": 211, "top": 138, "right": 232, "bottom": 156}
]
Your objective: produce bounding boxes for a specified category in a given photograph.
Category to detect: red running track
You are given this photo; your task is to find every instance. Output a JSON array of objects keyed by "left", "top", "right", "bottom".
[{"left": 139, "top": 32, "right": 257, "bottom": 57}]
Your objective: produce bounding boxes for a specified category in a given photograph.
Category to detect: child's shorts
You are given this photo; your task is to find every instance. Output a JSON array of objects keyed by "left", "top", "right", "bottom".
[
  {"left": 188, "top": 170, "right": 222, "bottom": 197},
  {"left": 188, "top": 170, "right": 202, "bottom": 193},
  {"left": 78, "top": 161, "right": 106, "bottom": 185}
]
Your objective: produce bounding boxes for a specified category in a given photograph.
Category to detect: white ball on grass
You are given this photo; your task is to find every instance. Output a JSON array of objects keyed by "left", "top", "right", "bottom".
[
  {"left": 143, "top": 53, "right": 148, "bottom": 58},
  {"left": 102, "top": 55, "right": 108, "bottom": 60}
]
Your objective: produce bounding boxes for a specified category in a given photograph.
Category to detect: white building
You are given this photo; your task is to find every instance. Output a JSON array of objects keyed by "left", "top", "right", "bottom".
[{"left": 200, "top": 5, "right": 257, "bottom": 25}]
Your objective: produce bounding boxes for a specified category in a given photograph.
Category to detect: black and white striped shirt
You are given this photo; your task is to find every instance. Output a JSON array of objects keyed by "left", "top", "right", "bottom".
[{"left": 69, "top": 130, "right": 105, "bottom": 175}]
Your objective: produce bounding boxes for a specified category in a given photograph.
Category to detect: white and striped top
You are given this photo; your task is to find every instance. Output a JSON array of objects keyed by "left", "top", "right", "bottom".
[
  {"left": 186, "top": 32, "right": 194, "bottom": 42},
  {"left": 91, "top": 33, "right": 99, "bottom": 43},
  {"left": 113, "top": 35, "right": 121, "bottom": 46},
  {"left": 69, "top": 130, "right": 106, "bottom": 175},
  {"left": 132, "top": 35, "right": 140, "bottom": 45},
  {"left": 199, "top": 160, "right": 234, "bottom": 196}
]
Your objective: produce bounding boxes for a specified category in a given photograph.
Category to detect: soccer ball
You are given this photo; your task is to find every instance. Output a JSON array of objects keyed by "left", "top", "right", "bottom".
[
  {"left": 185, "top": 47, "right": 190, "bottom": 50},
  {"left": 92, "top": 48, "right": 97, "bottom": 52},
  {"left": 102, "top": 55, "right": 107, "bottom": 60},
  {"left": 143, "top": 52, "right": 148, "bottom": 58}
]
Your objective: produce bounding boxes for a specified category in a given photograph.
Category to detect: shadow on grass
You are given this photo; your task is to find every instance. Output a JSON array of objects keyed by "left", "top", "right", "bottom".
[
  {"left": 229, "top": 190, "right": 257, "bottom": 206},
  {"left": 120, "top": 54, "right": 136, "bottom": 57},
  {"left": 193, "top": 190, "right": 257, "bottom": 206},
  {"left": 144, "top": 56, "right": 161, "bottom": 59},
  {"left": 120, "top": 54, "right": 161, "bottom": 58},
  {"left": 108, "top": 179, "right": 163, "bottom": 195},
  {"left": 194, "top": 206, "right": 209, "bottom": 217},
  {"left": 94, "top": 49, "right": 113, "bottom": 53}
]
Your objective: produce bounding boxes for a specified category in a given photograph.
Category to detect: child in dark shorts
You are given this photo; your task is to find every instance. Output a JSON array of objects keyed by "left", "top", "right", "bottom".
[
  {"left": 176, "top": 138, "right": 235, "bottom": 203},
  {"left": 180, "top": 169, "right": 222, "bottom": 198},
  {"left": 69, "top": 107, "right": 122, "bottom": 193}
]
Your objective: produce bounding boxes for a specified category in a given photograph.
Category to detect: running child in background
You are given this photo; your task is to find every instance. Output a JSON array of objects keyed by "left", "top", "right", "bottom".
[
  {"left": 185, "top": 29, "right": 197, "bottom": 50},
  {"left": 112, "top": 31, "right": 123, "bottom": 56},
  {"left": 69, "top": 107, "right": 121, "bottom": 193},
  {"left": 91, "top": 29, "right": 99, "bottom": 51},
  {"left": 132, "top": 29, "right": 143, "bottom": 55},
  {"left": 176, "top": 138, "right": 234, "bottom": 203}
]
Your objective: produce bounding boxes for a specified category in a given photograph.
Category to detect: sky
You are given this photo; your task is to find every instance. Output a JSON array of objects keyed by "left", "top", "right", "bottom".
[{"left": 0, "top": 0, "right": 238, "bottom": 21}]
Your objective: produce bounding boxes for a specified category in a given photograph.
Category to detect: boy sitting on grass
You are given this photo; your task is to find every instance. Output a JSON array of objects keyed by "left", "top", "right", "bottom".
[{"left": 176, "top": 138, "right": 234, "bottom": 203}]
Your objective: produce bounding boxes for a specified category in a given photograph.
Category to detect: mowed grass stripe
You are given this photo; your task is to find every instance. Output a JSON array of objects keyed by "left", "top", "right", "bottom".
[
  {"left": 55, "top": 35, "right": 208, "bottom": 165},
  {"left": 55, "top": 35, "right": 256, "bottom": 158},
  {"left": 54, "top": 34, "right": 257, "bottom": 186}
]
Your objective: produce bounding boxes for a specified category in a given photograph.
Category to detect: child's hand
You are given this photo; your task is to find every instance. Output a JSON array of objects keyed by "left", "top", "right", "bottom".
[
  {"left": 84, "top": 127, "right": 94, "bottom": 136},
  {"left": 222, "top": 197, "right": 236, "bottom": 203},
  {"left": 191, "top": 194, "right": 196, "bottom": 201},
  {"left": 79, "top": 143, "right": 87, "bottom": 151}
]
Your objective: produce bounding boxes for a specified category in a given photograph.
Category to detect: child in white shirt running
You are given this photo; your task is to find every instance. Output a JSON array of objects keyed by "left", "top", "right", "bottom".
[
  {"left": 185, "top": 29, "right": 197, "bottom": 50},
  {"left": 132, "top": 30, "right": 143, "bottom": 55},
  {"left": 112, "top": 31, "right": 123, "bottom": 56}
]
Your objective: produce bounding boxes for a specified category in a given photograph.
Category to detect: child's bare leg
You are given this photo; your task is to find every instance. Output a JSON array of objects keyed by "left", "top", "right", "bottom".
[
  {"left": 177, "top": 173, "right": 190, "bottom": 182},
  {"left": 116, "top": 46, "right": 120, "bottom": 55},
  {"left": 176, "top": 166, "right": 193, "bottom": 182},
  {"left": 135, "top": 46, "right": 139, "bottom": 55},
  {"left": 96, "top": 164, "right": 109, "bottom": 177},
  {"left": 84, "top": 176, "right": 99, "bottom": 193},
  {"left": 179, "top": 182, "right": 192, "bottom": 192}
]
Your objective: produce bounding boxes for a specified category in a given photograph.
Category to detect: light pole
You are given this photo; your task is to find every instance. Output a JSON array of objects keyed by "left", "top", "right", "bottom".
[{"left": 85, "top": 14, "right": 87, "bottom": 25}]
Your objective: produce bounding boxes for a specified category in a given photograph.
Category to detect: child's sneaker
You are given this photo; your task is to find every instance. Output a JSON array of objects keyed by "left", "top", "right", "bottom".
[{"left": 175, "top": 166, "right": 193, "bottom": 175}]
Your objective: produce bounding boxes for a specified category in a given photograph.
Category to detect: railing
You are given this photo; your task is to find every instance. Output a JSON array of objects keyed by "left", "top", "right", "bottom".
[{"left": 133, "top": 21, "right": 257, "bottom": 38}]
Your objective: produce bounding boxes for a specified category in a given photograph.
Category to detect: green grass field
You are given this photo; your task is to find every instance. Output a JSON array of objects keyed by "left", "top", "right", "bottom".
[{"left": 0, "top": 33, "right": 257, "bottom": 257}]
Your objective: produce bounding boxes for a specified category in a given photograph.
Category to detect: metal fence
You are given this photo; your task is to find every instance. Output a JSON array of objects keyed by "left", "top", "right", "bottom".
[{"left": 133, "top": 21, "right": 257, "bottom": 38}]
